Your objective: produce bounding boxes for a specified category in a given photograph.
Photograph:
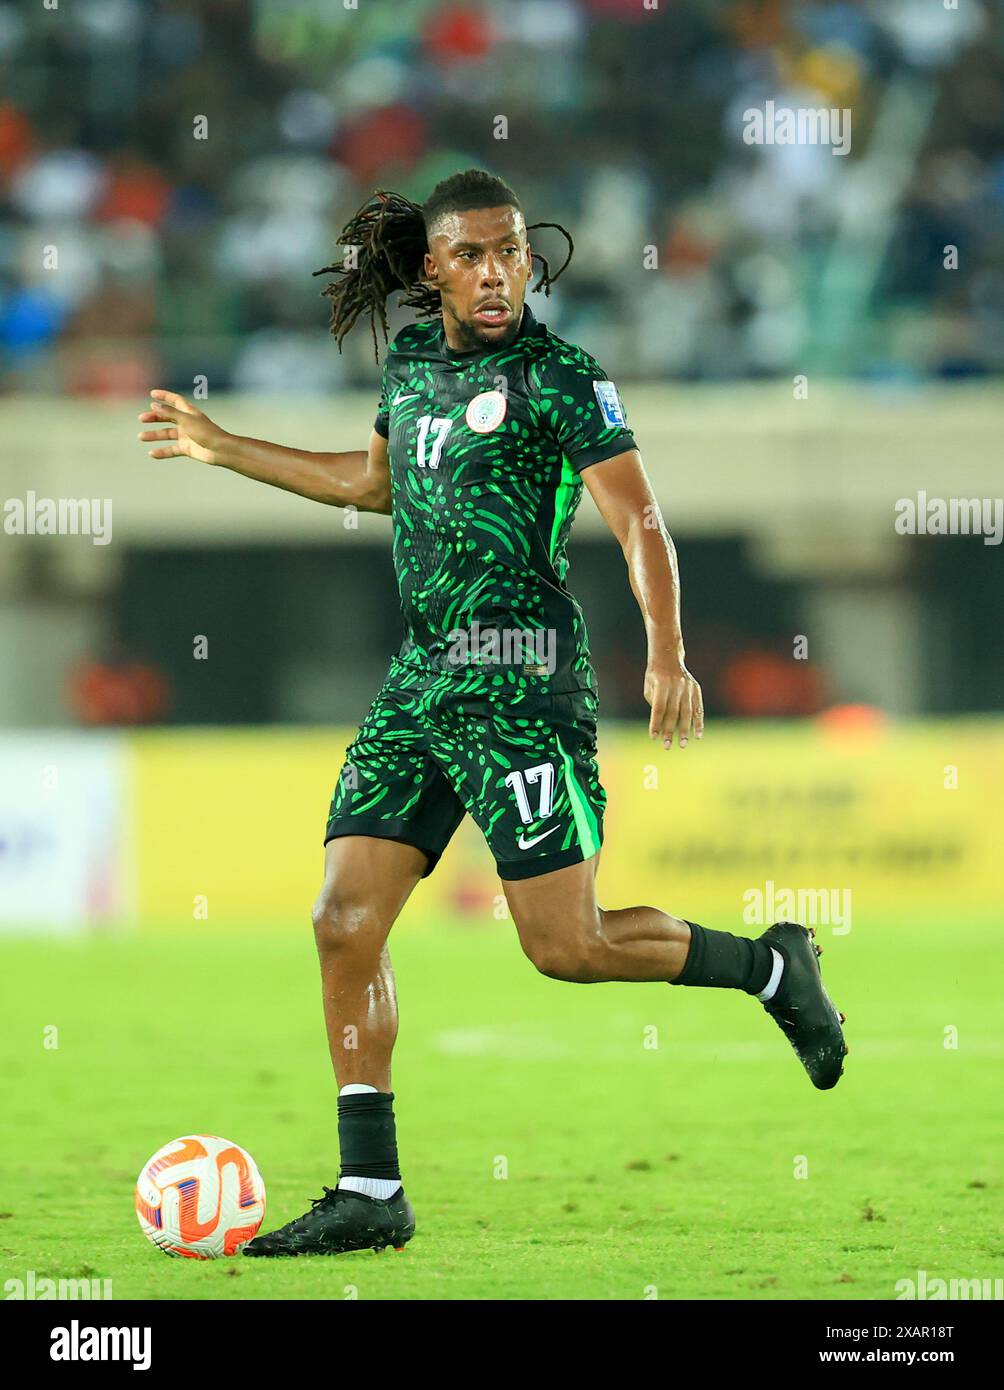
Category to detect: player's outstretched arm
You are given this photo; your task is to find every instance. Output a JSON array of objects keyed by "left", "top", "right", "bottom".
[
  {"left": 136, "top": 390, "right": 391, "bottom": 514},
  {"left": 584, "top": 448, "right": 704, "bottom": 750}
]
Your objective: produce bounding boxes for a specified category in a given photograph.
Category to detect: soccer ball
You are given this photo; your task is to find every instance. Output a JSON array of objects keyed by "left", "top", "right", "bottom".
[{"left": 135, "top": 1134, "right": 266, "bottom": 1259}]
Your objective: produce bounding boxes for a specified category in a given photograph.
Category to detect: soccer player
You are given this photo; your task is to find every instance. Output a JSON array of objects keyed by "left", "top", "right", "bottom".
[{"left": 138, "top": 170, "right": 846, "bottom": 1258}]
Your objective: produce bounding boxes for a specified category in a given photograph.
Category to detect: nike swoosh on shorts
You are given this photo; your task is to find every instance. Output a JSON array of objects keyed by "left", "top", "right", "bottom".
[{"left": 517, "top": 825, "right": 560, "bottom": 851}]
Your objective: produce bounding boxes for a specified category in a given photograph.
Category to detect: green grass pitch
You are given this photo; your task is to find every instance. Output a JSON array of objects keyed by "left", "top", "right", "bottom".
[{"left": 2, "top": 909, "right": 1001, "bottom": 1300}]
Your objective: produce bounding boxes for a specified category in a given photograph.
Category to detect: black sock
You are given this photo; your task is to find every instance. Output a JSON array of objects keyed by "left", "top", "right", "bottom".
[
  {"left": 672, "top": 921, "right": 773, "bottom": 994},
  {"left": 337, "top": 1090, "right": 401, "bottom": 1182}
]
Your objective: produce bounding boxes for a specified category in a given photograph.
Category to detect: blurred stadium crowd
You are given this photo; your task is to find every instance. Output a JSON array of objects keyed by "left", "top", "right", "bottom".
[{"left": 2, "top": 0, "right": 1002, "bottom": 396}]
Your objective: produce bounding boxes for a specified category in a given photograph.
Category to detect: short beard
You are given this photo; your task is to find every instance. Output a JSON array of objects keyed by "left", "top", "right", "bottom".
[{"left": 448, "top": 306, "right": 523, "bottom": 353}]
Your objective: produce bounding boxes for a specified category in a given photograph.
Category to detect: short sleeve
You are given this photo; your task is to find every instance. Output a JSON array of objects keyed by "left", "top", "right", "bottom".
[
  {"left": 373, "top": 361, "right": 390, "bottom": 439},
  {"left": 536, "top": 349, "right": 636, "bottom": 473}
]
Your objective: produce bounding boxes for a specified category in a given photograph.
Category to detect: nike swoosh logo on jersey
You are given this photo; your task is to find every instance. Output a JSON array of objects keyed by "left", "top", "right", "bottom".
[
  {"left": 517, "top": 824, "right": 560, "bottom": 851},
  {"left": 391, "top": 390, "right": 420, "bottom": 406}
]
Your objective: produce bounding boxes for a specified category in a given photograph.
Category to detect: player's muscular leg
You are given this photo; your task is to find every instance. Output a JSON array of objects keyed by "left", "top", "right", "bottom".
[
  {"left": 312, "top": 836, "right": 428, "bottom": 1091},
  {"left": 504, "top": 857, "right": 692, "bottom": 983}
]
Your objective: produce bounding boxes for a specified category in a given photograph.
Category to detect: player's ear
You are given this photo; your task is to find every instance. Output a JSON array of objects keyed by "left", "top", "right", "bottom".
[{"left": 423, "top": 251, "right": 439, "bottom": 285}]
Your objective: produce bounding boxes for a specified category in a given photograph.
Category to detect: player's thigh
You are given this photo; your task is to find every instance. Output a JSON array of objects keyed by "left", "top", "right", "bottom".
[
  {"left": 502, "top": 855, "right": 602, "bottom": 965},
  {"left": 318, "top": 668, "right": 465, "bottom": 945},
  {"left": 312, "top": 834, "right": 428, "bottom": 951}
]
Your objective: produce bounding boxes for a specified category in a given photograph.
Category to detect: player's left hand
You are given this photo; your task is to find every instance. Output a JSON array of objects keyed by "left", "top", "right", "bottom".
[{"left": 644, "top": 660, "right": 704, "bottom": 750}]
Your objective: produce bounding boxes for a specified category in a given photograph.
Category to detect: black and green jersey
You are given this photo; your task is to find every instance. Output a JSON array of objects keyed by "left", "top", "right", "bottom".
[{"left": 374, "top": 305, "right": 636, "bottom": 698}]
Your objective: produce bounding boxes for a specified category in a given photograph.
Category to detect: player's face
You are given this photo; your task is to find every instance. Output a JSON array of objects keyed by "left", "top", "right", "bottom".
[{"left": 424, "top": 206, "right": 533, "bottom": 352}]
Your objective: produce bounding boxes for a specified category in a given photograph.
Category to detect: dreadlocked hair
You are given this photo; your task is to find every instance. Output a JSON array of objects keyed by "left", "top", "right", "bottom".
[{"left": 312, "top": 169, "right": 574, "bottom": 360}]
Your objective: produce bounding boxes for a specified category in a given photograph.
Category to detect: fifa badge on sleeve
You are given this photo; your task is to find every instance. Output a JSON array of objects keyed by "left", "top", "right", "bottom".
[{"left": 593, "top": 379, "right": 627, "bottom": 429}]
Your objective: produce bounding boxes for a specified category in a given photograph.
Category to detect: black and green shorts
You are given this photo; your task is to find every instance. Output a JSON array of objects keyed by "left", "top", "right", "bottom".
[{"left": 325, "top": 658, "right": 605, "bottom": 881}]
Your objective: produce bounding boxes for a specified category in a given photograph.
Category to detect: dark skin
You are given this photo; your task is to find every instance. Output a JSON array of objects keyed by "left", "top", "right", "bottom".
[
  {"left": 422, "top": 204, "right": 532, "bottom": 353},
  {"left": 136, "top": 203, "right": 704, "bottom": 1091}
]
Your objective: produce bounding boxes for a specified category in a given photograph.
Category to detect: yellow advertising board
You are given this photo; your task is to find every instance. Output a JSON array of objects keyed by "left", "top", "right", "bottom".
[{"left": 130, "top": 721, "right": 1001, "bottom": 928}]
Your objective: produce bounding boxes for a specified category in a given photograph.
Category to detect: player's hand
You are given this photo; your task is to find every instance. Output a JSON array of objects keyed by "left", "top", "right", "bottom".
[
  {"left": 645, "top": 658, "right": 704, "bottom": 750},
  {"left": 137, "top": 390, "right": 230, "bottom": 465}
]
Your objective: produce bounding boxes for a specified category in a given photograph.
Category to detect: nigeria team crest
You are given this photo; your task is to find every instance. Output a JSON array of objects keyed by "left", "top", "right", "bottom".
[{"left": 465, "top": 390, "right": 508, "bottom": 433}]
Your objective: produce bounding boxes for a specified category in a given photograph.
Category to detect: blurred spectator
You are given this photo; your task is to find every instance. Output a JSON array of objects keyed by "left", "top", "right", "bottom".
[{"left": 0, "top": 0, "right": 1001, "bottom": 395}]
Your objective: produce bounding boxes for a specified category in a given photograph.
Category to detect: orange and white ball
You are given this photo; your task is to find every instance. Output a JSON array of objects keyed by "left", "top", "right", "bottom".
[{"left": 135, "top": 1135, "right": 266, "bottom": 1258}]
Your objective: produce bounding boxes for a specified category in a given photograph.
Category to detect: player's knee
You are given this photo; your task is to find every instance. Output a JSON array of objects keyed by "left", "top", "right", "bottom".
[
  {"left": 517, "top": 916, "right": 600, "bottom": 983},
  {"left": 311, "top": 881, "right": 384, "bottom": 956}
]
